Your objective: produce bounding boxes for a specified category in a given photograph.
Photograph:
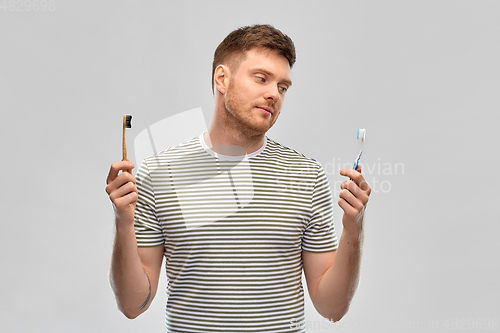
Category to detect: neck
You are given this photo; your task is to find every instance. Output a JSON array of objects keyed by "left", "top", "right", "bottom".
[{"left": 205, "top": 126, "right": 265, "bottom": 156}]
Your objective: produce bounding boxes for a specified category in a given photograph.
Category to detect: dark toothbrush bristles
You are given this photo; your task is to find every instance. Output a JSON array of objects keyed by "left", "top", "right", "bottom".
[{"left": 125, "top": 115, "right": 132, "bottom": 128}]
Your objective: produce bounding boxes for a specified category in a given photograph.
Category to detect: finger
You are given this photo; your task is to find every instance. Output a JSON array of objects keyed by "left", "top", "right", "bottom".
[
  {"left": 112, "top": 191, "right": 138, "bottom": 210},
  {"left": 340, "top": 180, "right": 359, "bottom": 196},
  {"left": 340, "top": 180, "right": 369, "bottom": 205},
  {"left": 339, "top": 168, "right": 358, "bottom": 180},
  {"left": 106, "top": 171, "right": 137, "bottom": 195},
  {"left": 338, "top": 197, "right": 358, "bottom": 218},
  {"left": 109, "top": 181, "right": 138, "bottom": 203},
  {"left": 107, "top": 161, "right": 135, "bottom": 184},
  {"left": 349, "top": 172, "right": 371, "bottom": 194},
  {"left": 340, "top": 168, "right": 371, "bottom": 193},
  {"left": 358, "top": 178, "right": 371, "bottom": 194},
  {"left": 339, "top": 188, "right": 364, "bottom": 211},
  {"left": 121, "top": 158, "right": 134, "bottom": 173}
]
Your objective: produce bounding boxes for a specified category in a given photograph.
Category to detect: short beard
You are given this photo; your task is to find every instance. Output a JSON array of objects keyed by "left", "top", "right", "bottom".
[{"left": 224, "top": 80, "right": 269, "bottom": 137}]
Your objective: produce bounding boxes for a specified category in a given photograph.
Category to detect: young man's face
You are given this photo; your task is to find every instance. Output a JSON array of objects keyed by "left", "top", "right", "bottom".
[{"left": 223, "top": 48, "right": 292, "bottom": 135}]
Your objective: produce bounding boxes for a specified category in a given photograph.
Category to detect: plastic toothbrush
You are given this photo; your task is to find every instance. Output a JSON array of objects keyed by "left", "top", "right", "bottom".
[{"left": 353, "top": 128, "right": 366, "bottom": 171}]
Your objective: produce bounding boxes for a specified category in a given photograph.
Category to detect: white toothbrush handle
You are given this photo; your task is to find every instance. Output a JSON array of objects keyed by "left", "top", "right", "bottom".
[{"left": 353, "top": 150, "right": 362, "bottom": 170}]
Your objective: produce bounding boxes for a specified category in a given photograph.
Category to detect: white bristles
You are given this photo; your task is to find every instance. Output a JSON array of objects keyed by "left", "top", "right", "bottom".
[
  {"left": 357, "top": 128, "right": 366, "bottom": 141},
  {"left": 358, "top": 128, "right": 365, "bottom": 151}
]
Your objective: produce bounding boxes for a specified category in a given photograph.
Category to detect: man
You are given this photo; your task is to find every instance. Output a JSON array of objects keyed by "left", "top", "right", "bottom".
[{"left": 106, "top": 24, "right": 371, "bottom": 332}]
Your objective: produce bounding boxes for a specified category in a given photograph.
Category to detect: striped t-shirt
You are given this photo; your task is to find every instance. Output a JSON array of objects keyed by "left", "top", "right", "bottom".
[{"left": 134, "top": 133, "right": 338, "bottom": 332}]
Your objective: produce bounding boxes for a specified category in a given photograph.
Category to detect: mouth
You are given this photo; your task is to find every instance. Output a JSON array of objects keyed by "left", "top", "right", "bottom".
[{"left": 256, "top": 106, "right": 273, "bottom": 115}]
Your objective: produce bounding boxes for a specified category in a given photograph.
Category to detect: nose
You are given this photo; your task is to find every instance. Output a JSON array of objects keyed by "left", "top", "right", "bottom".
[{"left": 264, "top": 85, "right": 281, "bottom": 103}]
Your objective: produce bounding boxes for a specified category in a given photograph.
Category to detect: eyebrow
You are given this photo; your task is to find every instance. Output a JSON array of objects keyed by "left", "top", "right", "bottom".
[{"left": 253, "top": 68, "right": 293, "bottom": 87}]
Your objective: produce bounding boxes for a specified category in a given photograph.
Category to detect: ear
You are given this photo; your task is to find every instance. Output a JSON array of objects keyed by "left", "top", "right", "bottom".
[{"left": 213, "top": 64, "right": 230, "bottom": 95}]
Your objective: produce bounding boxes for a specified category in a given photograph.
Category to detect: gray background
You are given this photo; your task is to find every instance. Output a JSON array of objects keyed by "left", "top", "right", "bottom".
[{"left": 1, "top": 0, "right": 499, "bottom": 332}]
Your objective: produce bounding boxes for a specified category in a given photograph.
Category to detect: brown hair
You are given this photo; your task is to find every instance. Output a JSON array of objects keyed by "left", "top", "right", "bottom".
[{"left": 212, "top": 24, "right": 296, "bottom": 92}]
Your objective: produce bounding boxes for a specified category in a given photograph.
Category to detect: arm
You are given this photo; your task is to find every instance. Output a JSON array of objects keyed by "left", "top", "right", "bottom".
[
  {"left": 302, "top": 167, "right": 370, "bottom": 322},
  {"left": 105, "top": 161, "right": 163, "bottom": 319}
]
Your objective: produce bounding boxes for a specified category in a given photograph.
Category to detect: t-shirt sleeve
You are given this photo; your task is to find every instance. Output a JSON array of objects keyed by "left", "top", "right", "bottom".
[
  {"left": 301, "top": 163, "right": 339, "bottom": 252},
  {"left": 134, "top": 160, "right": 165, "bottom": 247}
]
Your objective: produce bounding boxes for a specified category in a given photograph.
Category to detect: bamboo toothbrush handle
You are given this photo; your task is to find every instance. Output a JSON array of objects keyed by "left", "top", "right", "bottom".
[{"left": 122, "top": 114, "right": 127, "bottom": 161}]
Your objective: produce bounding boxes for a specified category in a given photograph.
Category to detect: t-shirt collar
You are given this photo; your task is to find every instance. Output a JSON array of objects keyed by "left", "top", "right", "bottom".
[{"left": 199, "top": 132, "right": 267, "bottom": 161}]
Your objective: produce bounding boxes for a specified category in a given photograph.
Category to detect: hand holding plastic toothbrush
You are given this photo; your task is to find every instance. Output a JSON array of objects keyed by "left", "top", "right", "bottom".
[{"left": 338, "top": 128, "right": 371, "bottom": 234}]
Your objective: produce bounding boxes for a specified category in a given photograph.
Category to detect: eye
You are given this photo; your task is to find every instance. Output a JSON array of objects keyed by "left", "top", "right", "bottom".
[
  {"left": 278, "top": 86, "right": 288, "bottom": 94},
  {"left": 255, "top": 76, "right": 265, "bottom": 83}
]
